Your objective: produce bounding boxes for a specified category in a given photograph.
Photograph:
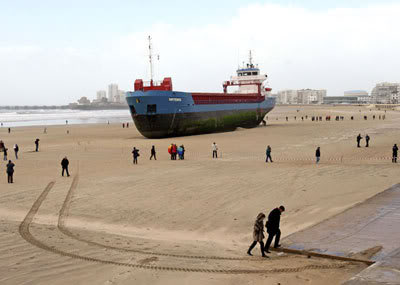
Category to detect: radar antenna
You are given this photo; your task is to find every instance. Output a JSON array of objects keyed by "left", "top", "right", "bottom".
[{"left": 148, "top": 36, "right": 154, "bottom": 82}]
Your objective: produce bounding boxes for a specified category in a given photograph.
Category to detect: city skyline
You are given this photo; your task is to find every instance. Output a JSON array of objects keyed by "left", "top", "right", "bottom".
[{"left": 1, "top": 0, "right": 400, "bottom": 105}]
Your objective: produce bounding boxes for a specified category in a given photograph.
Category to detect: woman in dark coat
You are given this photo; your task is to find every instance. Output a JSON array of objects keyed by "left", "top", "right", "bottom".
[{"left": 247, "top": 213, "right": 268, "bottom": 257}]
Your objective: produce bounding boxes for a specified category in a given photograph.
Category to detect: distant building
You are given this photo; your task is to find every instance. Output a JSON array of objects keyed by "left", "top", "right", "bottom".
[
  {"left": 344, "top": 90, "right": 368, "bottom": 97},
  {"left": 343, "top": 90, "right": 371, "bottom": 103},
  {"left": 323, "top": 96, "right": 358, "bottom": 104},
  {"left": 108, "top": 84, "right": 118, "bottom": 103},
  {"left": 96, "top": 90, "right": 107, "bottom": 100},
  {"left": 277, "top": 89, "right": 326, "bottom": 104},
  {"left": 371, "top": 82, "right": 400, "bottom": 104},
  {"left": 297, "top": 89, "right": 326, "bottom": 104},
  {"left": 277, "top": 90, "right": 298, "bottom": 104},
  {"left": 114, "top": 90, "right": 126, "bottom": 103}
]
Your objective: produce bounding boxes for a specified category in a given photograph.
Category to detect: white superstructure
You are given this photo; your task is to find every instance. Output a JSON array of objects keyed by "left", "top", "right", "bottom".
[{"left": 224, "top": 51, "right": 271, "bottom": 96}]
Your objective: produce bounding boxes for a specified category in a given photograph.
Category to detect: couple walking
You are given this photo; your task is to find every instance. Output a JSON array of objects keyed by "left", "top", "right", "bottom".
[{"left": 247, "top": 206, "right": 285, "bottom": 257}]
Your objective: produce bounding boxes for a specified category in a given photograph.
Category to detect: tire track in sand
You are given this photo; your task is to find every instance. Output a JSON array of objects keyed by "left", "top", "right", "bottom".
[{"left": 20, "top": 180, "right": 349, "bottom": 274}]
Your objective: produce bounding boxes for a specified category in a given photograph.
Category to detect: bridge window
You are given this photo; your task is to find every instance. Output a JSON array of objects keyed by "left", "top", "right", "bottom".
[{"left": 252, "top": 72, "right": 258, "bottom": 75}]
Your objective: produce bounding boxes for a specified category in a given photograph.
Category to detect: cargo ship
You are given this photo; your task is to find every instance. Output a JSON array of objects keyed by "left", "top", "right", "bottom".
[{"left": 126, "top": 38, "right": 275, "bottom": 138}]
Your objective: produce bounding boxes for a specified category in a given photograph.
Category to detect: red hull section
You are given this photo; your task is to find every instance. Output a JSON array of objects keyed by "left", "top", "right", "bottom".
[{"left": 191, "top": 93, "right": 265, "bottom": 105}]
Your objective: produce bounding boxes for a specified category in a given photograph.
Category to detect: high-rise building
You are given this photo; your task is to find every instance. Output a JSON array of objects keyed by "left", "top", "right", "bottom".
[
  {"left": 114, "top": 90, "right": 126, "bottom": 103},
  {"left": 108, "top": 84, "right": 118, "bottom": 103},
  {"left": 96, "top": 90, "right": 107, "bottom": 100},
  {"left": 371, "top": 82, "right": 400, "bottom": 104}
]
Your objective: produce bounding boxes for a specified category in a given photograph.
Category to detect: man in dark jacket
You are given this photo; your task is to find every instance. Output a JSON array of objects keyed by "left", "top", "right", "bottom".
[
  {"left": 357, "top": 134, "right": 362, "bottom": 148},
  {"left": 264, "top": 205, "right": 285, "bottom": 253},
  {"left": 3, "top": 147, "right": 7, "bottom": 161},
  {"left": 266, "top": 145, "right": 273, "bottom": 163},
  {"left": 365, "top": 134, "right": 370, "bottom": 147},
  {"left": 132, "top": 147, "right": 139, "bottom": 164},
  {"left": 6, "top": 160, "right": 15, "bottom": 183},
  {"left": 393, "top": 144, "right": 398, "bottom": 163},
  {"left": 61, "top": 157, "right": 70, "bottom": 177},
  {"left": 150, "top": 146, "right": 156, "bottom": 160},
  {"left": 35, "top": 138, "right": 40, "bottom": 152},
  {"left": 316, "top": 147, "right": 321, "bottom": 164}
]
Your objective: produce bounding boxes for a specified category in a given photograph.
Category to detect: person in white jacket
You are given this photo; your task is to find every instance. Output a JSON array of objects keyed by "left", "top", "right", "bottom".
[{"left": 212, "top": 142, "right": 218, "bottom": 158}]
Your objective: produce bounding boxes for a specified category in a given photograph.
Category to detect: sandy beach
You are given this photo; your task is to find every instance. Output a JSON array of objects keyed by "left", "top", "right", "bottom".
[{"left": 1, "top": 105, "right": 399, "bottom": 284}]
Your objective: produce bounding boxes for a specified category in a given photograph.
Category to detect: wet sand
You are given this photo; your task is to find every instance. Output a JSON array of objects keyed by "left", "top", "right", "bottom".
[{"left": 0, "top": 105, "right": 398, "bottom": 284}]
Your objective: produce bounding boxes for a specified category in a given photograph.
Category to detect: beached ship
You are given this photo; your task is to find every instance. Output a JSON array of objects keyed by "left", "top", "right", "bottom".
[{"left": 126, "top": 37, "right": 275, "bottom": 138}]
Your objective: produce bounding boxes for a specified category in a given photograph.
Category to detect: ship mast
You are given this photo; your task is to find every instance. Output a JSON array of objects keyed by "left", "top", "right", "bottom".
[
  {"left": 148, "top": 35, "right": 154, "bottom": 84},
  {"left": 249, "top": 50, "right": 253, "bottom": 68}
]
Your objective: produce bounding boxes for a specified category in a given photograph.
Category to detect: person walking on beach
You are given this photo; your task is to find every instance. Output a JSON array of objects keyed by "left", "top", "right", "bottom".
[
  {"left": 266, "top": 145, "right": 273, "bottom": 163},
  {"left": 265, "top": 206, "right": 285, "bottom": 253},
  {"left": 169, "top": 144, "right": 174, "bottom": 160},
  {"left": 6, "top": 160, "right": 15, "bottom": 183},
  {"left": 172, "top": 144, "right": 177, "bottom": 160},
  {"left": 393, "top": 144, "right": 398, "bottom": 163},
  {"left": 357, "top": 134, "right": 362, "bottom": 148},
  {"left": 365, "top": 135, "right": 370, "bottom": 147},
  {"left": 8, "top": 128, "right": 11, "bottom": 134},
  {"left": 180, "top": 145, "right": 185, "bottom": 160},
  {"left": 212, "top": 142, "right": 218, "bottom": 158},
  {"left": 132, "top": 147, "right": 140, "bottom": 164},
  {"left": 35, "top": 138, "right": 40, "bottom": 152},
  {"left": 61, "top": 157, "right": 70, "bottom": 177},
  {"left": 150, "top": 145, "right": 156, "bottom": 160},
  {"left": 13, "top": 144, "right": 19, "bottom": 159},
  {"left": 247, "top": 213, "right": 268, "bottom": 257},
  {"left": 315, "top": 147, "right": 321, "bottom": 164},
  {"left": 3, "top": 148, "right": 8, "bottom": 161}
]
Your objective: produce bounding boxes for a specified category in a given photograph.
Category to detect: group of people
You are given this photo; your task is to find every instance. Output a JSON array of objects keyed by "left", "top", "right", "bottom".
[
  {"left": 0, "top": 141, "right": 19, "bottom": 161},
  {"left": 275, "top": 114, "right": 386, "bottom": 122},
  {"left": 122, "top": 123, "right": 130, "bottom": 128},
  {"left": 248, "top": 206, "right": 285, "bottom": 257},
  {"left": 2, "top": 134, "right": 71, "bottom": 182},
  {"left": 356, "top": 134, "right": 370, "bottom": 147},
  {"left": 130, "top": 144, "right": 187, "bottom": 164},
  {"left": 169, "top": 144, "right": 185, "bottom": 160}
]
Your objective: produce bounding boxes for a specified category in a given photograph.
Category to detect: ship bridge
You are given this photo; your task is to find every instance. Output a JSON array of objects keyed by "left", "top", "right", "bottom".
[{"left": 227, "top": 51, "right": 271, "bottom": 95}]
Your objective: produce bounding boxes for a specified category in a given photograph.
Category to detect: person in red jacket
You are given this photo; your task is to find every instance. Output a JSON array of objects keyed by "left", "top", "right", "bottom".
[{"left": 172, "top": 144, "right": 177, "bottom": 160}]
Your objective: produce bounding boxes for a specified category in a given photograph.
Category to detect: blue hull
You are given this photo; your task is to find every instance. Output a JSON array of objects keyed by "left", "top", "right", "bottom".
[{"left": 126, "top": 90, "right": 275, "bottom": 138}]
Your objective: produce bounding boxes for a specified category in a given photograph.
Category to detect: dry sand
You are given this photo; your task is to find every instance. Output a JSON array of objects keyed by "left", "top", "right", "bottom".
[{"left": 0, "top": 105, "right": 399, "bottom": 284}]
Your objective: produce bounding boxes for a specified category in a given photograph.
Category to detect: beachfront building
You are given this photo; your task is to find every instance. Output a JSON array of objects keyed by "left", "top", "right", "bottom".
[
  {"left": 344, "top": 90, "right": 371, "bottom": 103},
  {"left": 323, "top": 96, "right": 358, "bottom": 104},
  {"left": 108, "top": 84, "right": 119, "bottom": 103},
  {"left": 297, "top": 89, "right": 326, "bottom": 104},
  {"left": 344, "top": 90, "right": 368, "bottom": 97},
  {"left": 276, "top": 90, "right": 298, "bottom": 104},
  {"left": 371, "top": 82, "right": 400, "bottom": 104},
  {"left": 276, "top": 89, "right": 326, "bottom": 105},
  {"left": 96, "top": 90, "right": 107, "bottom": 101}
]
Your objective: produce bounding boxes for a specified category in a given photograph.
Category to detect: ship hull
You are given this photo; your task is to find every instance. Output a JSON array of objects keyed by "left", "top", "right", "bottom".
[{"left": 126, "top": 90, "right": 275, "bottom": 138}]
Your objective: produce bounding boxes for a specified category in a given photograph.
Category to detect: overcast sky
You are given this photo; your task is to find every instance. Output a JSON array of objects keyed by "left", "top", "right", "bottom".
[{"left": 1, "top": 0, "right": 400, "bottom": 105}]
